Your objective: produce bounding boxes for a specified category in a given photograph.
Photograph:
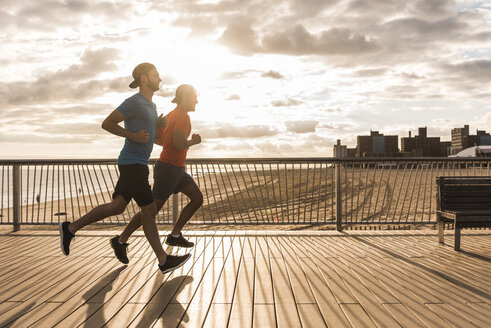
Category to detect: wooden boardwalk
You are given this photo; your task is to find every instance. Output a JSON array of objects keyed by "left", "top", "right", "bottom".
[{"left": 0, "top": 229, "right": 490, "bottom": 327}]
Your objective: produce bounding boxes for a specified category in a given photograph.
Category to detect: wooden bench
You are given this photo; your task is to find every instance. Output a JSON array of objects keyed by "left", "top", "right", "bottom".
[{"left": 436, "top": 176, "right": 491, "bottom": 251}]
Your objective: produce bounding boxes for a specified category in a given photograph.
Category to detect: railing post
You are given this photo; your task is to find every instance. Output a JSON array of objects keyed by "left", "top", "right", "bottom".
[
  {"left": 13, "top": 164, "right": 20, "bottom": 231},
  {"left": 335, "top": 161, "right": 342, "bottom": 231},
  {"left": 172, "top": 193, "right": 178, "bottom": 224}
]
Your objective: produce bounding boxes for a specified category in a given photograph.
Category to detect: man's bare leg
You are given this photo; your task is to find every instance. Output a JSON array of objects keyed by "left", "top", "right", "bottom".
[
  {"left": 171, "top": 183, "right": 203, "bottom": 235},
  {"left": 69, "top": 195, "right": 128, "bottom": 234},
  {"left": 140, "top": 202, "right": 167, "bottom": 264},
  {"left": 119, "top": 199, "right": 165, "bottom": 243}
]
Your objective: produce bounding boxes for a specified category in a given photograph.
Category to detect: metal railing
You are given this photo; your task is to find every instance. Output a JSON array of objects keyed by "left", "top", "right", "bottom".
[{"left": 1, "top": 158, "right": 490, "bottom": 229}]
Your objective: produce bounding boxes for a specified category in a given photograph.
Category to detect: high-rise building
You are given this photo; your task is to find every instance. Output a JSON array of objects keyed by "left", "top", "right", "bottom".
[
  {"left": 400, "top": 127, "right": 443, "bottom": 157},
  {"left": 356, "top": 130, "right": 398, "bottom": 157},
  {"left": 450, "top": 125, "right": 491, "bottom": 155}
]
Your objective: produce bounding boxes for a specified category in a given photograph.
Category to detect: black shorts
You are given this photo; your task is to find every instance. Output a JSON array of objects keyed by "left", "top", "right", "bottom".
[
  {"left": 152, "top": 161, "right": 196, "bottom": 201},
  {"left": 112, "top": 164, "right": 154, "bottom": 207}
]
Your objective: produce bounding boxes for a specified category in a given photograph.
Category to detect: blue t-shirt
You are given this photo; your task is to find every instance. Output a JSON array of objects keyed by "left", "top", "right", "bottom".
[{"left": 116, "top": 93, "right": 158, "bottom": 165}]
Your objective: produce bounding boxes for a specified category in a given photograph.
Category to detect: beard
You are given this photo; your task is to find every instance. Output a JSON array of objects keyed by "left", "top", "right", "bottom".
[{"left": 147, "top": 80, "right": 160, "bottom": 92}]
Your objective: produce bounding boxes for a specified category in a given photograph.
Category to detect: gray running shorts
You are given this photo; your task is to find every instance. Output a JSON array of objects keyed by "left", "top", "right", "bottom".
[{"left": 152, "top": 160, "right": 195, "bottom": 201}]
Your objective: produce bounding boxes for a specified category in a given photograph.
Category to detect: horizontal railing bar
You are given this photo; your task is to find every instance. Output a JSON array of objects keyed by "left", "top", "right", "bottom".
[{"left": 1, "top": 157, "right": 491, "bottom": 165}]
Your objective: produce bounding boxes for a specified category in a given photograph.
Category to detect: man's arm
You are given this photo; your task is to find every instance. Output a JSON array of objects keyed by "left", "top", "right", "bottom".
[
  {"left": 154, "top": 128, "right": 163, "bottom": 146},
  {"left": 173, "top": 130, "right": 201, "bottom": 150},
  {"left": 156, "top": 114, "right": 167, "bottom": 129},
  {"left": 101, "top": 109, "right": 149, "bottom": 144}
]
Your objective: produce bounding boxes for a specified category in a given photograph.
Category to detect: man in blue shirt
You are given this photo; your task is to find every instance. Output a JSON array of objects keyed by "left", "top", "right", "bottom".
[{"left": 59, "top": 63, "right": 191, "bottom": 274}]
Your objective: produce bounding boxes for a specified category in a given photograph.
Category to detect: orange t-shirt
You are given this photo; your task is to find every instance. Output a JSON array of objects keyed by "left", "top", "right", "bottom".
[{"left": 158, "top": 107, "right": 191, "bottom": 167}]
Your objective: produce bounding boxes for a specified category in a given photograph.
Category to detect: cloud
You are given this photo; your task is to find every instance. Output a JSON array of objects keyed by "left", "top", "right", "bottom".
[
  {"left": 271, "top": 97, "right": 303, "bottom": 107},
  {"left": 173, "top": 15, "right": 219, "bottom": 38},
  {"left": 194, "top": 121, "right": 278, "bottom": 139},
  {"left": 262, "top": 25, "right": 380, "bottom": 55},
  {"left": 221, "top": 22, "right": 380, "bottom": 56},
  {"left": 220, "top": 21, "right": 260, "bottom": 55},
  {"left": 401, "top": 72, "right": 425, "bottom": 80},
  {"left": 261, "top": 70, "right": 284, "bottom": 79},
  {"left": 320, "top": 122, "right": 356, "bottom": 131},
  {"left": 0, "top": 47, "right": 123, "bottom": 106},
  {"left": 324, "top": 108, "right": 342, "bottom": 113},
  {"left": 220, "top": 70, "right": 256, "bottom": 79},
  {"left": 285, "top": 120, "right": 318, "bottom": 133},
  {"left": 226, "top": 94, "right": 241, "bottom": 101},
  {"left": 1, "top": 1, "right": 134, "bottom": 34},
  {"left": 0, "top": 104, "right": 110, "bottom": 121},
  {"left": 439, "top": 59, "right": 491, "bottom": 84},
  {"left": 354, "top": 68, "right": 387, "bottom": 77}
]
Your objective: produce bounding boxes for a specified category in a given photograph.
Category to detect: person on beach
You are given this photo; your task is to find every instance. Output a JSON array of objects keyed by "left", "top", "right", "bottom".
[
  {"left": 110, "top": 84, "right": 203, "bottom": 264},
  {"left": 59, "top": 63, "right": 191, "bottom": 274}
]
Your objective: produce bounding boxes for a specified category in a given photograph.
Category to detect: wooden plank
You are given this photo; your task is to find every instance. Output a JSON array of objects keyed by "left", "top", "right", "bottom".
[
  {"left": 121, "top": 235, "right": 213, "bottom": 327},
  {"left": 0, "top": 258, "right": 113, "bottom": 326},
  {"left": 152, "top": 303, "right": 186, "bottom": 328},
  {"left": 254, "top": 236, "right": 274, "bottom": 305},
  {"left": 277, "top": 237, "right": 316, "bottom": 304},
  {"left": 426, "top": 303, "right": 479, "bottom": 328},
  {"left": 8, "top": 245, "right": 112, "bottom": 303},
  {"left": 0, "top": 301, "right": 40, "bottom": 327},
  {"left": 423, "top": 255, "right": 491, "bottom": 291},
  {"left": 55, "top": 258, "right": 155, "bottom": 327},
  {"left": 49, "top": 236, "right": 150, "bottom": 303},
  {"left": 252, "top": 304, "right": 276, "bottom": 328},
  {"left": 266, "top": 234, "right": 283, "bottom": 258},
  {"left": 27, "top": 261, "right": 129, "bottom": 327},
  {"left": 0, "top": 301, "right": 24, "bottom": 316},
  {"left": 297, "top": 256, "right": 351, "bottom": 327},
  {"left": 361, "top": 257, "right": 453, "bottom": 328},
  {"left": 297, "top": 304, "right": 326, "bottom": 328},
  {"left": 115, "top": 234, "right": 203, "bottom": 304},
  {"left": 0, "top": 234, "right": 100, "bottom": 291},
  {"left": 47, "top": 234, "right": 166, "bottom": 327},
  {"left": 202, "top": 303, "right": 231, "bottom": 328},
  {"left": 0, "top": 236, "right": 110, "bottom": 303},
  {"left": 210, "top": 235, "right": 242, "bottom": 305},
  {"left": 333, "top": 252, "right": 400, "bottom": 304},
  {"left": 228, "top": 237, "right": 255, "bottom": 328},
  {"left": 9, "top": 302, "right": 61, "bottom": 328},
  {"left": 409, "top": 257, "right": 488, "bottom": 303},
  {"left": 144, "top": 234, "right": 224, "bottom": 326},
  {"left": 383, "top": 303, "right": 428, "bottom": 327},
  {"left": 124, "top": 275, "right": 195, "bottom": 328},
  {"left": 302, "top": 240, "right": 358, "bottom": 304},
  {"left": 340, "top": 303, "right": 378, "bottom": 328},
  {"left": 182, "top": 257, "right": 226, "bottom": 326},
  {"left": 327, "top": 257, "right": 402, "bottom": 328},
  {"left": 269, "top": 240, "right": 302, "bottom": 328}
]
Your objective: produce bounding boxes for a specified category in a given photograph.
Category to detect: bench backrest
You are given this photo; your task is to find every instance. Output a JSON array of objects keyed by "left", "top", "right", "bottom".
[{"left": 436, "top": 176, "right": 491, "bottom": 211}]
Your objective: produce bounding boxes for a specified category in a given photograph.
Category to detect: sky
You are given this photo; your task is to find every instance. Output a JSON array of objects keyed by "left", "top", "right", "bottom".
[{"left": 1, "top": 0, "right": 491, "bottom": 159}]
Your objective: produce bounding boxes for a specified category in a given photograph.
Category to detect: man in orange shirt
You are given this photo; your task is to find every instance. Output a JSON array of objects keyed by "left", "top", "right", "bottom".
[{"left": 111, "top": 84, "right": 202, "bottom": 264}]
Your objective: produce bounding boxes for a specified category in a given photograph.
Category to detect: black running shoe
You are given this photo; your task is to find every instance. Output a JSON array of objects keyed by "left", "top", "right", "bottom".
[
  {"left": 158, "top": 254, "right": 191, "bottom": 274},
  {"left": 110, "top": 236, "right": 129, "bottom": 264},
  {"left": 165, "top": 233, "right": 194, "bottom": 248},
  {"left": 59, "top": 221, "right": 74, "bottom": 256}
]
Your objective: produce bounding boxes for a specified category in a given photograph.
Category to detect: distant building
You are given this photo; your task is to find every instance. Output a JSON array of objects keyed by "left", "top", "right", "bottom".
[
  {"left": 440, "top": 141, "right": 451, "bottom": 157},
  {"left": 356, "top": 130, "right": 399, "bottom": 157},
  {"left": 450, "top": 125, "right": 491, "bottom": 155},
  {"left": 347, "top": 147, "right": 357, "bottom": 157},
  {"left": 333, "top": 139, "right": 347, "bottom": 158},
  {"left": 400, "top": 127, "right": 445, "bottom": 157}
]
